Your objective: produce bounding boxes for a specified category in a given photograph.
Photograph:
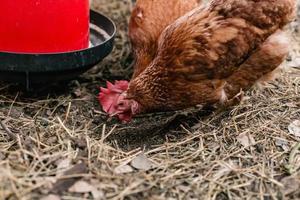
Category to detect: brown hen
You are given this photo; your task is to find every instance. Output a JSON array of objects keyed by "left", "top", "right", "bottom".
[{"left": 100, "top": 0, "right": 296, "bottom": 122}]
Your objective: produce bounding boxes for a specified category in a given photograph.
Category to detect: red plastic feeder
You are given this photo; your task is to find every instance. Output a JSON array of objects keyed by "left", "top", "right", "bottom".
[
  {"left": 0, "top": 0, "right": 90, "bottom": 53},
  {"left": 0, "top": 3, "right": 116, "bottom": 91}
]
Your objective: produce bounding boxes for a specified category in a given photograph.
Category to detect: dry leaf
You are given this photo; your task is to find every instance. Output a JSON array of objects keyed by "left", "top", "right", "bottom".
[
  {"left": 275, "top": 139, "right": 289, "bottom": 151},
  {"left": 0, "top": 152, "right": 5, "bottom": 160},
  {"left": 287, "top": 57, "right": 300, "bottom": 68},
  {"left": 91, "top": 188, "right": 105, "bottom": 200},
  {"left": 90, "top": 179, "right": 105, "bottom": 199},
  {"left": 56, "top": 159, "right": 71, "bottom": 170},
  {"left": 213, "top": 160, "right": 237, "bottom": 180},
  {"left": 41, "top": 194, "right": 61, "bottom": 200},
  {"left": 177, "top": 185, "right": 190, "bottom": 193},
  {"left": 288, "top": 120, "right": 300, "bottom": 137},
  {"left": 213, "top": 167, "right": 232, "bottom": 180},
  {"left": 131, "top": 153, "right": 154, "bottom": 171},
  {"left": 114, "top": 164, "right": 134, "bottom": 174},
  {"left": 237, "top": 132, "right": 256, "bottom": 147},
  {"left": 69, "top": 181, "right": 94, "bottom": 193},
  {"left": 51, "top": 162, "right": 88, "bottom": 194},
  {"left": 281, "top": 176, "right": 300, "bottom": 195},
  {"left": 72, "top": 137, "right": 87, "bottom": 149},
  {"left": 73, "top": 88, "right": 83, "bottom": 97}
]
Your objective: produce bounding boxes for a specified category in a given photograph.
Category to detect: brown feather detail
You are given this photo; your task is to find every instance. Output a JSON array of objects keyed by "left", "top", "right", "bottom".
[
  {"left": 224, "top": 31, "right": 289, "bottom": 98},
  {"left": 128, "top": 0, "right": 296, "bottom": 113},
  {"left": 129, "top": 0, "right": 201, "bottom": 78}
]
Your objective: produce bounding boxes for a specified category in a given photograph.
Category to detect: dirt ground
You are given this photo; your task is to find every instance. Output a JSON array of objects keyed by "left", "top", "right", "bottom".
[{"left": 1, "top": 0, "right": 300, "bottom": 199}]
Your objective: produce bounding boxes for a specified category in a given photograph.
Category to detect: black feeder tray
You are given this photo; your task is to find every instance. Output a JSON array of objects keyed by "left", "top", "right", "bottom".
[{"left": 0, "top": 10, "right": 116, "bottom": 91}]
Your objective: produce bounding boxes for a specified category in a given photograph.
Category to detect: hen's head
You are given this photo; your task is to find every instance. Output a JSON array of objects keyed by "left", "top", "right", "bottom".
[{"left": 98, "top": 81, "right": 141, "bottom": 122}]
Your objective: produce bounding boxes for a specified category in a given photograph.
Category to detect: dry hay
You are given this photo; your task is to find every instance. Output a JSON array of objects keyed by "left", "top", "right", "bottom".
[{"left": 0, "top": 0, "right": 300, "bottom": 199}]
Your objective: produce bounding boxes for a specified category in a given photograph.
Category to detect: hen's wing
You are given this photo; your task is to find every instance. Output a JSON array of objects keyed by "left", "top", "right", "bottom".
[
  {"left": 129, "top": 0, "right": 201, "bottom": 78},
  {"left": 156, "top": 0, "right": 294, "bottom": 80},
  {"left": 224, "top": 31, "right": 289, "bottom": 100}
]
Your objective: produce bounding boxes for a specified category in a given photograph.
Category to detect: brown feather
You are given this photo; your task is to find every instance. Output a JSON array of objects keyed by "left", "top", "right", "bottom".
[
  {"left": 127, "top": 0, "right": 296, "bottom": 113},
  {"left": 129, "top": 0, "right": 201, "bottom": 78}
]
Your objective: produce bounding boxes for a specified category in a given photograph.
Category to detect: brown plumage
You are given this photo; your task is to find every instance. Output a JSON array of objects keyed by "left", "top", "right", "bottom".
[
  {"left": 100, "top": 0, "right": 296, "bottom": 122},
  {"left": 129, "top": 0, "right": 201, "bottom": 78},
  {"left": 125, "top": 0, "right": 295, "bottom": 113}
]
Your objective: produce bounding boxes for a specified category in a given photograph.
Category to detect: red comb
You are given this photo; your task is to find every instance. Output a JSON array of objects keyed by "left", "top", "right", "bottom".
[{"left": 98, "top": 80, "right": 129, "bottom": 116}]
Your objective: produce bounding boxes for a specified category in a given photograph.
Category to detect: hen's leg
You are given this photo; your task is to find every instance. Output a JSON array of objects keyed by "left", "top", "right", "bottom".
[{"left": 223, "top": 31, "right": 289, "bottom": 102}]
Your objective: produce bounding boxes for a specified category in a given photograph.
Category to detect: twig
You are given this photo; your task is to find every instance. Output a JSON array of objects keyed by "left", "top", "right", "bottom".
[
  {"left": 0, "top": 120, "right": 16, "bottom": 140},
  {"left": 57, "top": 116, "right": 73, "bottom": 138},
  {"left": 286, "top": 142, "right": 300, "bottom": 174}
]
